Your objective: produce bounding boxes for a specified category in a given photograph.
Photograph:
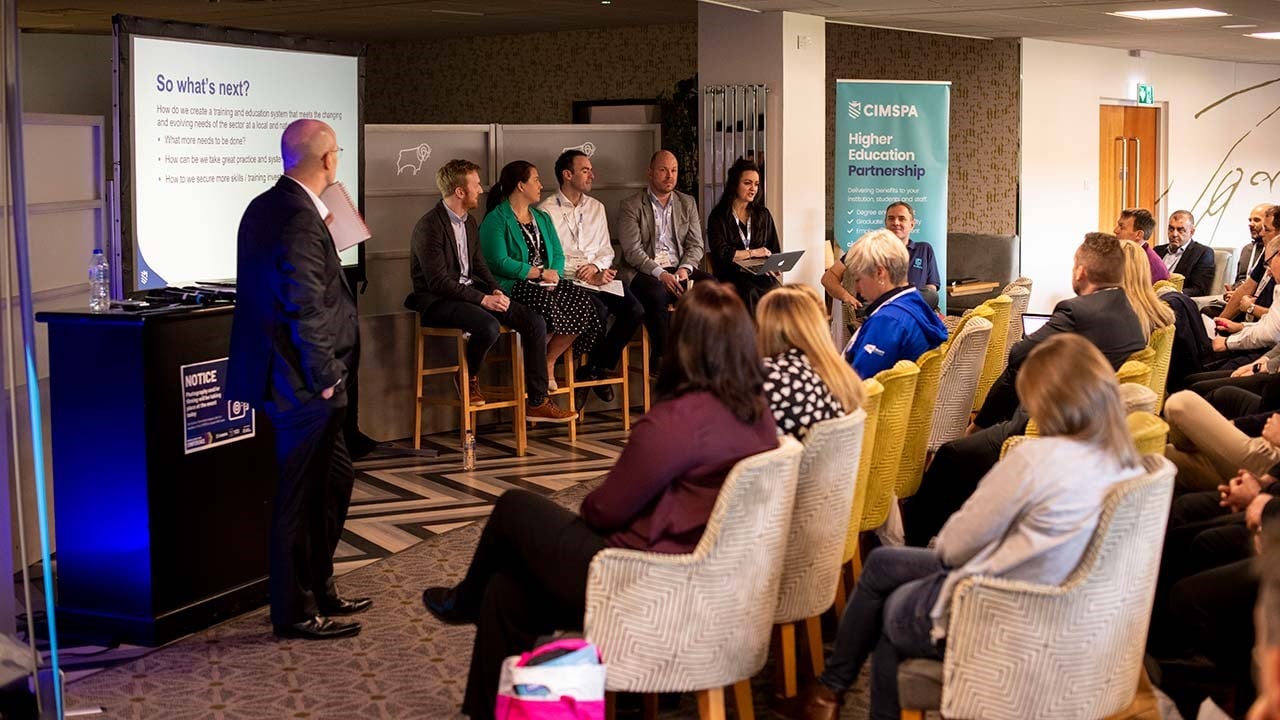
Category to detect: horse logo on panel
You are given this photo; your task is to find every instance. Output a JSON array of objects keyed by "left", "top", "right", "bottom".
[
  {"left": 562, "top": 141, "right": 596, "bottom": 157},
  {"left": 396, "top": 143, "right": 432, "bottom": 176}
]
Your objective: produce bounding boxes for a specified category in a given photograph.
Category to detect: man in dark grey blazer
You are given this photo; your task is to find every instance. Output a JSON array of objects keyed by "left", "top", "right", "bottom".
[
  {"left": 404, "top": 159, "right": 573, "bottom": 423},
  {"left": 1155, "top": 210, "right": 1217, "bottom": 297},
  {"left": 618, "top": 150, "right": 712, "bottom": 361},
  {"left": 904, "top": 232, "right": 1148, "bottom": 546},
  {"left": 227, "top": 119, "right": 369, "bottom": 640}
]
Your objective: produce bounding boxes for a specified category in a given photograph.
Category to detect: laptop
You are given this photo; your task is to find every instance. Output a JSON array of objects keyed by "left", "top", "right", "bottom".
[
  {"left": 1021, "top": 313, "right": 1052, "bottom": 338},
  {"left": 735, "top": 249, "right": 805, "bottom": 275}
]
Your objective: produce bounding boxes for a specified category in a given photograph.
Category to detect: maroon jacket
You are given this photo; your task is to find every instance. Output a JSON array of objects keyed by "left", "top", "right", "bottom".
[{"left": 580, "top": 391, "right": 778, "bottom": 554}]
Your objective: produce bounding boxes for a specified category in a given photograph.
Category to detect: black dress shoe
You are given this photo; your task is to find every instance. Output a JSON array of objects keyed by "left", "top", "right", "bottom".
[
  {"left": 273, "top": 615, "right": 361, "bottom": 640},
  {"left": 422, "top": 586, "right": 474, "bottom": 625},
  {"left": 319, "top": 596, "right": 373, "bottom": 616}
]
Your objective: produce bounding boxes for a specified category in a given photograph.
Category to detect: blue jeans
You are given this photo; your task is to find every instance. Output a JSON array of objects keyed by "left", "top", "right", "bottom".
[{"left": 819, "top": 546, "right": 947, "bottom": 720}]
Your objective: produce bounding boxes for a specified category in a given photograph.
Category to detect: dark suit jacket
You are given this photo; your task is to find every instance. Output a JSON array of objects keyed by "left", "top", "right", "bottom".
[
  {"left": 228, "top": 177, "right": 358, "bottom": 412},
  {"left": 705, "top": 203, "right": 781, "bottom": 281},
  {"left": 1154, "top": 240, "right": 1217, "bottom": 296},
  {"left": 404, "top": 200, "right": 500, "bottom": 313},
  {"left": 975, "top": 286, "right": 1147, "bottom": 427}
]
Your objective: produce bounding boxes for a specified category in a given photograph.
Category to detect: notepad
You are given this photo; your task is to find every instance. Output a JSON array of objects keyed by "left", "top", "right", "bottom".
[{"left": 320, "top": 181, "right": 372, "bottom": 252}]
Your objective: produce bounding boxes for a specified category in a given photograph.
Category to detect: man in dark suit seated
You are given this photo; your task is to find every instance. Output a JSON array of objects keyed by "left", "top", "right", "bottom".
[
  {"left": 404, "top": 159, "right": 574, "bottom": 423},
  {"left": 1155, "top": 209, "right": 1217, "bottom": 297},
  {"left": 227, "top": 119, "right": 371, "bottom": 640},
  {"left": 903, "top": 232, "right": 1147, "bottom": 547}
]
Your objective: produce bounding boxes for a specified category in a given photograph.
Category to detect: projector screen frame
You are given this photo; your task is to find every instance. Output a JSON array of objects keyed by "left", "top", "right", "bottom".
[{"left": 112, "top": 14, "right": 367, "bottom": 296}]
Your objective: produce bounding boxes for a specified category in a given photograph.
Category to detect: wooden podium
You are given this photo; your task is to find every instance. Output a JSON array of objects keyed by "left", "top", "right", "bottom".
[{"left": 38, "top": 305, "right": 274, "bottom": 645}]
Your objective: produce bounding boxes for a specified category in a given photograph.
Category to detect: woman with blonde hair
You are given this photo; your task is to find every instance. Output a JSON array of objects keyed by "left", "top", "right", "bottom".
[
  {"left": 756, "top": 284, "right": 864, "bottom": 438},
  {"left": 798, "top": 333, "right": 1151, "bottom": 720},
  {"left": 1121, "top": 240, "right": 1176, "bottom": 341}
]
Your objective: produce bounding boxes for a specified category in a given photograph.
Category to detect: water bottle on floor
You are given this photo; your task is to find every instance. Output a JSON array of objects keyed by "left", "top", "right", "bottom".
[
  {"left": 88, "top": 249, "right": 109, "bottom": 313},
  {"left": 463, "top": 430, "right": 477, "bottom": 471}
]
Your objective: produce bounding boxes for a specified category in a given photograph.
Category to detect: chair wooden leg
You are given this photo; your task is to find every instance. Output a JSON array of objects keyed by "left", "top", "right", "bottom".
[
  {"left": 413, "top": 330, "right": 425, "bottom": 450},
  {"left": 804, "top": 615, "right": 825, "bottom": 677},
  {"left": 458, "top": 335, "right": 471, "bottom": 449},
  {"left": 697, "top": 687, "right": 726, "bottom": 720},
  {"left": 620, "top": 339, "right": 631, "bottom": 431},
  {"left": 851, "top": 546, "right": 864, "bottom": 583},
  {"left": 901, "top": 710, "right": 925, "bottom": 720},
  {"left": 732, "top": 679, "right": 754, "bottom": 720},
  {"left": 833, "top": 564, "right": 848, "bottom": 616},
  {"left": 779, "top": 622, "right": 798, "bottom": 698},
  {"left": 641, "top": 693, "right": 659, "bottom": 720},
  {"left": 605, "top": 691, "right": 617, "bottom": 720},
  {"left": 565, "top": 349, "right": 577, "bottom": 442},
  {"left": 641, "top": 327, "right": 651, "bottom": 413},
  {"left": 511, "top": 331, "right": 527, "bottom": 457}
]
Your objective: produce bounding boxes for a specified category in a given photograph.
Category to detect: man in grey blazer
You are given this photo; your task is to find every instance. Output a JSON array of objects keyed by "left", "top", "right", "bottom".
[{"left": 618, "top": 150, "right": 712, "bottom": 361}]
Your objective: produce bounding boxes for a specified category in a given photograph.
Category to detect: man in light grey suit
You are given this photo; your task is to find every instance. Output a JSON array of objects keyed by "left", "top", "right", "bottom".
[{"left": 618, "top": 149, "right": 712, "bottom": 362}]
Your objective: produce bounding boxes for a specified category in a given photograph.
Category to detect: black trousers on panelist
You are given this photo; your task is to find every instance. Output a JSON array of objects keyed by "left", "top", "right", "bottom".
[
  {"left": 455, "top": 489, "right": 608, "bottom": 719},
  {"left": 630, "top": 267, "right": 714, "bottom": 362},
  {"left": 585, "top": 283, "right": 645, "bottom": 372},
  {"left": 264, "top": 399, "right": 354, "bottom": 627},
  {"left": 420, "top": 297, "right": 550, "bottom": 404}
]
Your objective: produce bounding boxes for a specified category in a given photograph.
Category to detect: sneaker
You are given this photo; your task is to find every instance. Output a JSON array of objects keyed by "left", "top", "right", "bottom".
[
  {"left": 526, "top": 399, "right": 575, "bottom": 424},
  {"left": 454, "top": 376, "right": 485, "bottom": 405}
]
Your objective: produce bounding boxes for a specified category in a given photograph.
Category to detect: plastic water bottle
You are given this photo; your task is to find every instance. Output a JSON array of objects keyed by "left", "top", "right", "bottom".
[
  {"left": 462, "top": 430, "right": 477, "bottom": 471},
  {"left": 88, "top": 249, "right": 109, "bottom": 313}
]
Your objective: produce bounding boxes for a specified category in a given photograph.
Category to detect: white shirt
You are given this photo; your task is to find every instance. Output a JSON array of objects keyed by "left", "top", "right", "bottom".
[
  {"left": 444, "top": 203, "right": 472, "bottom": 286},
  {"left": 538, "top": 191, "right": 613, "bottom": 273},
  {"left": 284, "top": 175, "right": 329, "bottom": 221},
  {"left": 1162, "top": 243, "right": 1185, "bottom": 272},
  {"left": 649, "top": 191, "right": 681, "bottom": 278},
  {"left": 1226, "top": 307, "right": 1280, "bottom": 351}
]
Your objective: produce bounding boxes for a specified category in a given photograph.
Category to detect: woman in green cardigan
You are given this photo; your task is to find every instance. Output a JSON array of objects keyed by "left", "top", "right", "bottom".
[{"left": 479, "top": 161, "right": 602, "bottom": 390}]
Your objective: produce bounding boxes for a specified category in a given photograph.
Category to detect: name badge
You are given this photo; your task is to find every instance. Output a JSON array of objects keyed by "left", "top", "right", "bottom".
[{"left": 655, "top": 250, "right": 674, "bottom": 268}]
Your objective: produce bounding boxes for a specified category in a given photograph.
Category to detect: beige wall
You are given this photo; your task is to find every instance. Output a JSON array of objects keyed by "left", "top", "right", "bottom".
[
  {"left": 826, "top": 25, "right": 1020, "bottom": 235},
  {"left": 366, "top": 23, "right": 697, "bottom": 124}
]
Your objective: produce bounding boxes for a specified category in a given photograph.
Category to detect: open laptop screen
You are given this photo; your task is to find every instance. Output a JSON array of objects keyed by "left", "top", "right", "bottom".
[{"left": 1021, "top": 313, "right": 1052, "bottom": 338}]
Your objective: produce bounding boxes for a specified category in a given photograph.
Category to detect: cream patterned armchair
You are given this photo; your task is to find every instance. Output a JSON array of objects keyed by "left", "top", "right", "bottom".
[
  {"left": 772, "top": 411, "right": 867, "bottom": 699},
  {"left": 928, "top": 315, "right": 992, "bottom": 453},
  {"left": 1000, "top": 285, "right": 1031, "bottom": 365},
  {"left": 898, "top": 454, "right": 1176, "bottom": 720},
  {"left": 583, "top": 437, "right": 804, "bottom": 718}
]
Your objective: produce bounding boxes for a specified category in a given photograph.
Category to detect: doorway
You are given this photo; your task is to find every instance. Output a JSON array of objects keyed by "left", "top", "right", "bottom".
[{"left": 1099, "top": 104, "right": 1160, "bottom": 229}]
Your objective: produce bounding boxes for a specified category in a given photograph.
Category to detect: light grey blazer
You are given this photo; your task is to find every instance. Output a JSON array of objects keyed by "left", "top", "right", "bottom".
[{"left": 617, "top": 188, "right": 705, "bottom": 284}]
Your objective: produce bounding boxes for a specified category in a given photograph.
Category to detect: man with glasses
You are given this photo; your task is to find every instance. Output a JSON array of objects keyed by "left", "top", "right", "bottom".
[
  {"left": 1155, "top": 210, "right": 1217, "bottom": 296},
  {"left": 1219, "top": 205, "right": 1279, "bottom": 323},
  {"left": 228, "top": 119, "right": 370, "bottom": 640}
]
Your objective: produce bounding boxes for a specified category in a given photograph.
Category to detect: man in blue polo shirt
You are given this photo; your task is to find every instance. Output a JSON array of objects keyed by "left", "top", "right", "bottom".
[{"left": 821, "top": 200, "right": 942, "bottom": 311}]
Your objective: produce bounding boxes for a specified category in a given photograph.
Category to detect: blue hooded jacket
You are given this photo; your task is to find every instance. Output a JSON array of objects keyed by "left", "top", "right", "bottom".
[{"left": 844, "top": 287, "right": 949, "bottom": 378}]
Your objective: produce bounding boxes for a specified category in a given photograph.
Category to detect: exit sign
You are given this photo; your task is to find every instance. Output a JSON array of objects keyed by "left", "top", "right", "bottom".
[{"left": 1137, "top": 83, "right": 1155, "bottom": 105}]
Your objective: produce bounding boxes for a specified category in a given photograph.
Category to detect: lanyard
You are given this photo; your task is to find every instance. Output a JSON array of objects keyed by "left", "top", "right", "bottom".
[
  {"left": 736, "top": 217, "right": 751, "bottom": 250},
  {"left": 520, "top": 221, "right": 544, "bottom": 266},
  {"left": 556, "top": 195, "right": 583, "bottom": 248}
]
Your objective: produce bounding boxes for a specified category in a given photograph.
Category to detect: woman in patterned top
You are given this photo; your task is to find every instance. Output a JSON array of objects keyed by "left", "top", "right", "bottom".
[
  {"left": 479, "top": 160, "right": 602, "bottom": 390},
  {"left": 756, "top": 284, "right": 864, "bottom": 438}
]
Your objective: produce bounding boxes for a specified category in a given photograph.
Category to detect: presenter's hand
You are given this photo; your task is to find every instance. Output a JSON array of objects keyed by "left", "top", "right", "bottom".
[
  {"left": 600, "top": 268, "right": 617, "bottom": 284},
  {"left": 541, "top": 269, "right": 560, "bottom": 285},
  {"left": 676, "top": 267, "right": 691, "bottom": 283},
  {"left": 481, "top": 293, "right": 510, "bottom": 312},
  {"left": 752, "top": 247, "right": 772, "bottom": 259},
  {"left": 321, "top": 383, "right": 337, "bottom": 400},
  {"left": 1234, "top": 363, "right": 1258, "bottom": 378},
  {"left": 661, "top": 271, "right": 684, "bottom": 297},
  {"left": 576, "top": 264, "right": 600, "bottom": 282}
]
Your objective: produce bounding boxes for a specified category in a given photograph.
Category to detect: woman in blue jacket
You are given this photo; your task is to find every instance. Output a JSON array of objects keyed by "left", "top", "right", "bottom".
[{"left": 841, "top": 228, "right": 948, "bottom": 378}]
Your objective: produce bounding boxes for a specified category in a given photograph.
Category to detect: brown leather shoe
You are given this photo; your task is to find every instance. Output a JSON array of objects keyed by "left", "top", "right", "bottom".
[
  {"left": 454, "top": 377, "right": 485, "bottom": 405},
  {"left": 526, "top": 399, "right": 575, "bottom": 424},
  {"left": 795, "top": 681, "right": 841, "bottom": 720}
]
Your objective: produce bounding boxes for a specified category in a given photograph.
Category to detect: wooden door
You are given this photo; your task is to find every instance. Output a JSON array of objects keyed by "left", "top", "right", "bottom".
[{"left": 1099, "top": 105, "right": 1159, "bottom": 229}]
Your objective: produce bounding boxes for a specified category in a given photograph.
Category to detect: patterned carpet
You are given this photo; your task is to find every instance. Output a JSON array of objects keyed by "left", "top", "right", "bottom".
[{"left": 63, "top": 412, "right": 873, "bottom": 719}]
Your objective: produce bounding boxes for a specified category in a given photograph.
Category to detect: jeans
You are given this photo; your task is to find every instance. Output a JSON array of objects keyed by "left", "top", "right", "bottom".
[{"left": 820, "top": 546, "right": 947, "bottom": 720}]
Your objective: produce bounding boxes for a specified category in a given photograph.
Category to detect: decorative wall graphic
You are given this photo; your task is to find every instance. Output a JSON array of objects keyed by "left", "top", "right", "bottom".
[
  {"left": 396, "top": 142, "right": 432, "bottom": 176},
  {"left": 561, "top": 141, "right": 596, "bottom": 157}
]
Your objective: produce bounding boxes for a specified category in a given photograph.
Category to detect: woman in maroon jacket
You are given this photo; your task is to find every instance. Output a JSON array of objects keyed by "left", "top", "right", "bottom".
[{"left": 422, "top": 281, "right": 779, "bottom": 718}]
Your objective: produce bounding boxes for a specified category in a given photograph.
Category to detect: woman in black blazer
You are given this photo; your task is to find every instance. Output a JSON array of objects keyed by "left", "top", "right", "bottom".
[{"left": 706, "top": 158, "right": 781, "bottom": 314}]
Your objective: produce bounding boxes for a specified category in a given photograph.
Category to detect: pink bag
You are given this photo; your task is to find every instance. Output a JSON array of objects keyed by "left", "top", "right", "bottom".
[{"left": 495, "top": 638, "right": 606, "bottom": 720}]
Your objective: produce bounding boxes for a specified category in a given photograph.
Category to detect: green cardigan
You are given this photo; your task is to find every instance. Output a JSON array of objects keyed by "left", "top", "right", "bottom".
[{"left": 478, "top": 200, "right": 565, "bottom": 294}]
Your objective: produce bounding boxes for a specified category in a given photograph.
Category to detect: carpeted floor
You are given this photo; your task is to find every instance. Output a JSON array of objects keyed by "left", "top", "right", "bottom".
[{"left": 63, "top": 414, "right": 873, "bottom": 719}]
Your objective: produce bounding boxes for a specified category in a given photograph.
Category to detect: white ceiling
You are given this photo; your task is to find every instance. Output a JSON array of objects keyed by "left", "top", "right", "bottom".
[{"left": 17, "top": 0, "right": 1280, "bottom": 65}]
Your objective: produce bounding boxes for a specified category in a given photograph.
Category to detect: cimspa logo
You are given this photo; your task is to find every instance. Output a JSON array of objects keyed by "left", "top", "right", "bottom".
[
  {"left": 848, "top": 100, "right": 921, "bottom": 119},
  {"left": 847, "top": 100, "right": 862, "bottom": 119}
]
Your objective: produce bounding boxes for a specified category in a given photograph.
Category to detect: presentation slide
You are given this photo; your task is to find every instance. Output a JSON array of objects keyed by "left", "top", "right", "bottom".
[{"left": 129, "top": 36, "right": 360, "bottom": 290}]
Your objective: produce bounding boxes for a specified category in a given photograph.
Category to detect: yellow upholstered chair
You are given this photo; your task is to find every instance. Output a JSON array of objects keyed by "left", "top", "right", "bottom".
[
  {"left": 1168, "top": 273, "right": 1185, "bottom": 292},
  {"left": 896, "top": 347, "right": 945, "bottom": 500},
  {"left": 1116, "top": 360, "right": 1153, "bottom": 388},
  {"left": 1128, "top": 411, "right": 1169, "bottom": 456},
  {"left": 1001, "top": 285, "right": 1031, "bottom": 361},
  {"left": 1152, "top": 279, "right": 1175, "bottom": 294},
  {"left": 834, "top": 378, "right": 882, "bottom": 613},
  {"left": 1146, "top": 325, "right": 1176, "bottom": 412},
  {"left": 972, "top": 295, "right": 1012, "bottom": 411}
]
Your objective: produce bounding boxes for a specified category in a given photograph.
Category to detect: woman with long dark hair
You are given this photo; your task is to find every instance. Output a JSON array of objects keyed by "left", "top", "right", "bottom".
[
  {"left": 421, "top": 281, "right": 779, "bottom": 719},
  {"left": 706, "top": 158, "right": 782, "bottom": 313},
  {"left": 479, "top": 160, "right": 602, "bottom": 392}
]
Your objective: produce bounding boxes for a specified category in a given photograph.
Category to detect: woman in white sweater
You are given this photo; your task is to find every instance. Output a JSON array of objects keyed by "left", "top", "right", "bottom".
[{"left": 796, "top": 333, "right": 1146, "bottom": 720}]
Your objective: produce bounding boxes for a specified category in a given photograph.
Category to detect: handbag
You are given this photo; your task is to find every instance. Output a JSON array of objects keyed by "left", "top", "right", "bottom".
[{"left": 495, "top": 637, "right": 607, "bottom": 720}]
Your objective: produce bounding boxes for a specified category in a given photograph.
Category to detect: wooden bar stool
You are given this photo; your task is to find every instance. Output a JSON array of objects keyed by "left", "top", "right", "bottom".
[
  {"left": 625, "top": 326, "right": 653, "bottom": 414},
  {"left": 414, "top": 326, "right": 527, "bottom": 456},
  {"left": 556, "top": 344, "right": 631, "bottom": 433}
]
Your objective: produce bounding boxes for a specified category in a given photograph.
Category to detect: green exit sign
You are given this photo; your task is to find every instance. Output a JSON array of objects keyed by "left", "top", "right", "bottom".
[{"left": 1137, "top": 83, "right": 1155, "bottom": 105}]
